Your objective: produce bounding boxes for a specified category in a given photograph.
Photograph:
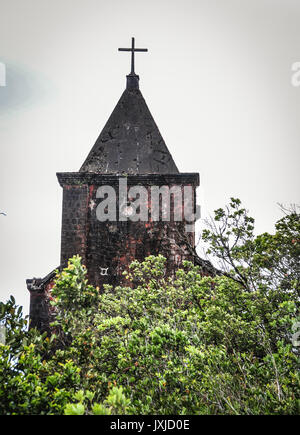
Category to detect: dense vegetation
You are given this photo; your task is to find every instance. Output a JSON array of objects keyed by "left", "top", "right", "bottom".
[{"left": 0, "top": 199, "right": 299, "bottom": 414}]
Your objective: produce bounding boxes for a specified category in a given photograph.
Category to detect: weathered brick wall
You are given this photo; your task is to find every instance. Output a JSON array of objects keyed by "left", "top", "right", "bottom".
[
  {"left": 28, "top": 172, "right": 199, "bottom": 332},
  {"left": 57, "top": 173, "right": 199, "bottom": 289},
  {"left": 60, "top": 184, "right": 89, "bottom": 267},
  {"left": 27, "top": 270, "right": 58, "bottom": 333}
]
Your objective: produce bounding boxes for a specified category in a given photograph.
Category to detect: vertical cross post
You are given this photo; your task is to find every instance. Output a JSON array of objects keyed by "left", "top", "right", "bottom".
[{"left": 131, "top": 37, "right": 135, "bottom": 74}]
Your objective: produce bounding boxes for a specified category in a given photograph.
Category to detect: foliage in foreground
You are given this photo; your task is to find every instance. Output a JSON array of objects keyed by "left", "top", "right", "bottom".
[{"left": 0, "top": 199, "right": 299, "bottom": 415}]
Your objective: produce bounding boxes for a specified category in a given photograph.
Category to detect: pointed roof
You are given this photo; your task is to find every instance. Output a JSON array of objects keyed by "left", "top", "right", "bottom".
[{"left": 80, "top": 74, "right": 179, "bottom": 174}]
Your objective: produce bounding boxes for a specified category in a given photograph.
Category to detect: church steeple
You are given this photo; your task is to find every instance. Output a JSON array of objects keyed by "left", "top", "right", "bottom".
[
  {"left": 27, "top": 38, "right": 200, "bottom": 333},
  {"left": 80, "top": 38, "right": 179, "bottom": 175}
]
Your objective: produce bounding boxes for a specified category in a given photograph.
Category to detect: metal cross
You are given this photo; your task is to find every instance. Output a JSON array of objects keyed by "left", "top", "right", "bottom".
[{"left": 118, "top": 37, "right": 148, "bottom": 75}]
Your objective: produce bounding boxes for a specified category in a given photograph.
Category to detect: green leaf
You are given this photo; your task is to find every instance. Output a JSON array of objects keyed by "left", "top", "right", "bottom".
[{"left": 64, "top": 403, "right": 85, "bottom": 415}]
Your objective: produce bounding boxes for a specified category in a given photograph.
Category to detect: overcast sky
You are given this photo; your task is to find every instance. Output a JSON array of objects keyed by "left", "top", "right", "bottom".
[{"left": 1, "top": 0, "right": 299, "bottom": 315}]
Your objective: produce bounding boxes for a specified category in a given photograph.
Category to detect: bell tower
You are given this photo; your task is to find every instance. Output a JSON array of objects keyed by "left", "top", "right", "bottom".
[
  {"left": 57, "top": 37, "right": 199, "bottom": 287},
  {"left": 27, "top": 38, "right": 199, "bottom": 330}
]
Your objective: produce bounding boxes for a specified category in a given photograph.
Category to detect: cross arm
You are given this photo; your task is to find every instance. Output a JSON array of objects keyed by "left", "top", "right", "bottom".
[{"left": 118, "top": 48, "right": 148, "bottom": 52}]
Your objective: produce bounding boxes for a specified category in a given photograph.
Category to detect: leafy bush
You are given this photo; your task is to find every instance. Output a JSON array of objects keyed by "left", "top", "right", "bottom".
[{"left": 0, "top": 199, "right": 299, "bottom": 414}]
